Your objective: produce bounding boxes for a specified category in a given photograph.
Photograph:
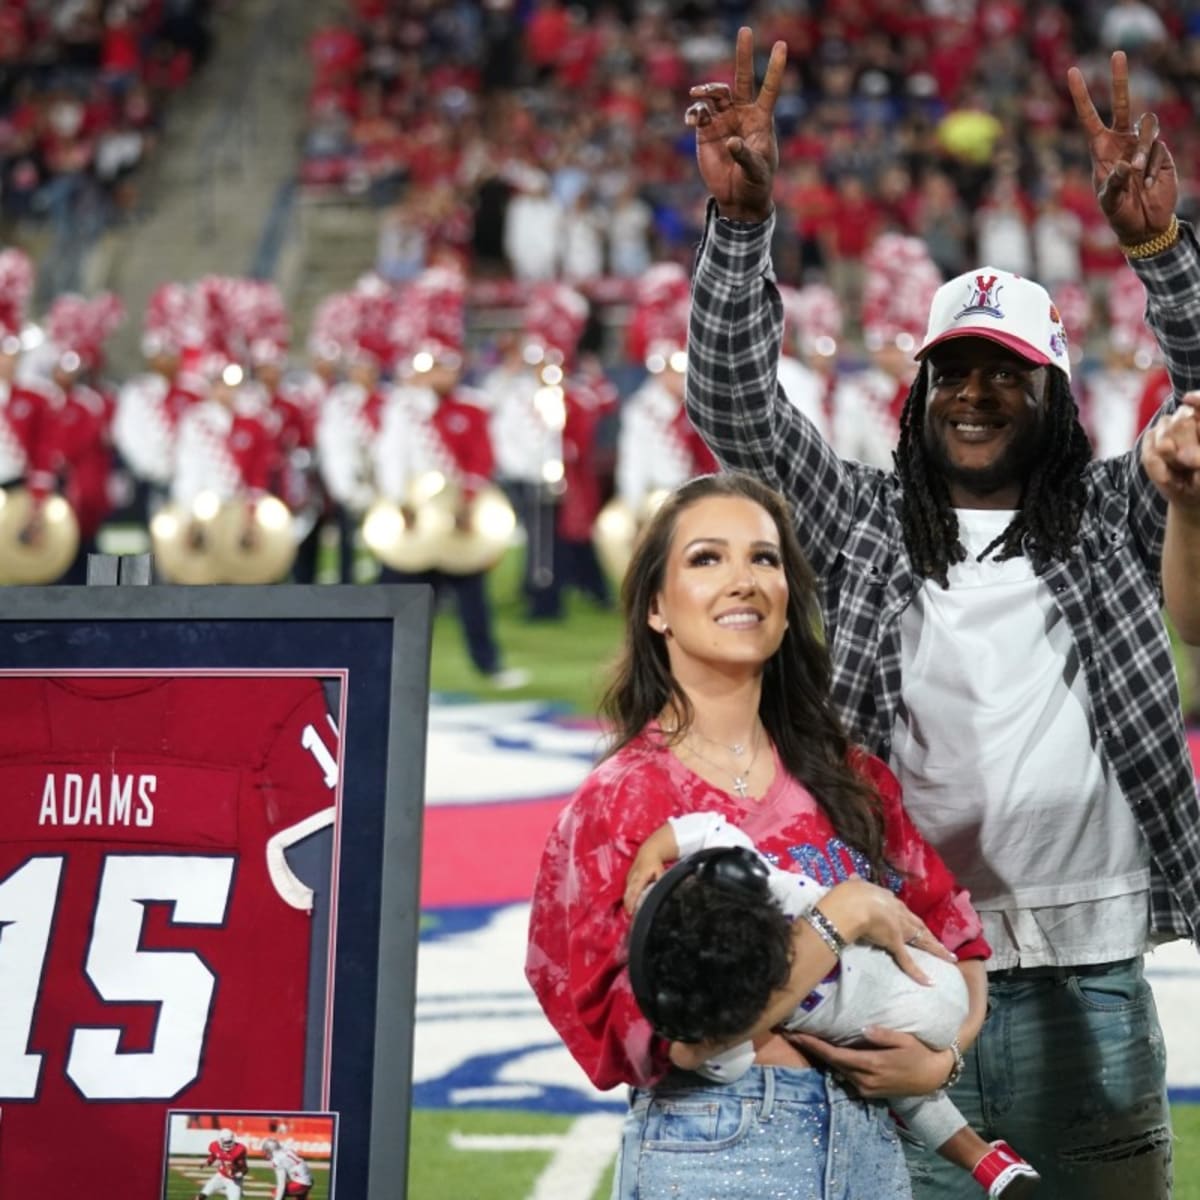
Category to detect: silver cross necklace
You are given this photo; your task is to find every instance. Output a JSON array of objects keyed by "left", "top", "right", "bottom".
[{"left": 679, "top": 721, "right": 765, "bottom": 799}]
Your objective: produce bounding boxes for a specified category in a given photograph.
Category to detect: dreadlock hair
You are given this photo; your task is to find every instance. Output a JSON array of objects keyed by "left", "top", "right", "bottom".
[
  {"left": 599, "top": 471, "right": 891, "bottom": 882},
  {"left": 894, "top": 364, "right": 1093, "bottom": 588}
]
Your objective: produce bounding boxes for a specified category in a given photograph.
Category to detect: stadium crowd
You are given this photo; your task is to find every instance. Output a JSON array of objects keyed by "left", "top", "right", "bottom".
[
  {"left": 0, "top": 0, "right": 214, "bottom": 241},
  {"left": 0, "top": 0, "right": 1197, "bottom": 703}
]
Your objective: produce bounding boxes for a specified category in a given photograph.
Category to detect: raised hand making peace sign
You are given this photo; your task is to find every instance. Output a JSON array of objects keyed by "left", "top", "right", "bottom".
[
  {"left": 686, "top": 28, "right": 786, "bottom": 224},
  {"left": 1067, "top": 50, "right": 1178, "bottom": 246}
]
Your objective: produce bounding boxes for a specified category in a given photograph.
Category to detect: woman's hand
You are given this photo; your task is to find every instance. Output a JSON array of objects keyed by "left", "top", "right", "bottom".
[
  {"left": 818, "top": 878, "right": 956, "bottom": 986},
  {"left": 786, "top": 1027, "right": 955, "bottom": 1099},
  {"left": 686, "top": 27, "right": 786, "bottom": 223}
]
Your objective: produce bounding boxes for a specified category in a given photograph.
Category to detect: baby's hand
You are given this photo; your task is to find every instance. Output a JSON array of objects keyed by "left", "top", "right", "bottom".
[
  {"left": 623, "top": 846, "right": 668, "bottom": 914},
  {"left": 624, "top": 822, "right": 682, "bottom": 914}
]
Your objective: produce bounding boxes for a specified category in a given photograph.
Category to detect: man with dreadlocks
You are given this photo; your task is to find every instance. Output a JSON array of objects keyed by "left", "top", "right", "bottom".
[{"left": 682, "top": 28, "right": 1200, "bottom": 1200}]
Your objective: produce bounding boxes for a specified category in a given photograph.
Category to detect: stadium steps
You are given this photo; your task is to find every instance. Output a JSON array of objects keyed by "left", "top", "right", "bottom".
[
  {"left": 277, "top": 196, "right": 383, "bottom": 351},
  {"left": 89, "top": 0, "right": 343, "bottom": 376}
]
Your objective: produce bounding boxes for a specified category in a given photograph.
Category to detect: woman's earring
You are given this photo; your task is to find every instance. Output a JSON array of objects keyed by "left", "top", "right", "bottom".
[{"left": 660, "top": 622, "right": 670, "bottom": 636}]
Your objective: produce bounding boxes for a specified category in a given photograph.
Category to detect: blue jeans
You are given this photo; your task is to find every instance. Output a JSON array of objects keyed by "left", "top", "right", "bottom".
[
  {"left": 904, "top": 957, "right": 1172, "bottom": 1198},
  {"left": 613, "top": 1066, "right": 911, "bottom": 1200}
]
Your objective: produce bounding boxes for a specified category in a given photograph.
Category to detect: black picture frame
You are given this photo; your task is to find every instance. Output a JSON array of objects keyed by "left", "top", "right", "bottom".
[{"left": 0, "top": 582, "right": 433, "bottom": 1200}]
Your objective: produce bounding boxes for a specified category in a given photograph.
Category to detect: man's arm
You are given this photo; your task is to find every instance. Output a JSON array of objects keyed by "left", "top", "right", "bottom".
[
  {"left": 683, "top": 28, "right": 859, "bottom": 577},
  {"left": 1069, "top": 52, "right": 1200, "bottom": 394}
]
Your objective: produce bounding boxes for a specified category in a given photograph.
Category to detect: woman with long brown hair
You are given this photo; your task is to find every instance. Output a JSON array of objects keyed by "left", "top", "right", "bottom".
[{"left": 526, "top": 471, "right": 990, "bottom": 1198}]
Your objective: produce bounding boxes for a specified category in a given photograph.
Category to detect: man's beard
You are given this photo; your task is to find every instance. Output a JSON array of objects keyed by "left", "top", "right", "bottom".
[{"left": 924, "top": 413, "right": 1044, "bottom": 499}]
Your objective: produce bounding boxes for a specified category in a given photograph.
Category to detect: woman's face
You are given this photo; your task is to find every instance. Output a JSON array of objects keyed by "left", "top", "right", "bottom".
[{"left": 650, "top": 495, "right": 789, "bottom": 679}]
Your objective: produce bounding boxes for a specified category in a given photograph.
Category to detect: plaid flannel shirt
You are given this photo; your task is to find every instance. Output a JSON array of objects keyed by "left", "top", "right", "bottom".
[{"left": 686, "top": 202, "right": 1200, "bottom": 942}]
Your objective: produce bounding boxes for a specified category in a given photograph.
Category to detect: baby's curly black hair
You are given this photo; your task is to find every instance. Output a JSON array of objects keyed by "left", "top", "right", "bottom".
[{"left": 643, "top": 874, "right": 794, "bottom": 1044}]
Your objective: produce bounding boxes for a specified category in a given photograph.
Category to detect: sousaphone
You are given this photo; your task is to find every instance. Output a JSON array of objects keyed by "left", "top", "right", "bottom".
[
  {"left": 361, "top": 485, "right": 453, "bottom": 574},
  {"left": 592, "top": 488, "right": 669, "bottom": 584},
  {"left": 210, "top": 495, "right": 298, "bottom": 584},
  {"left": 362, "top": 471, "right": 516, "bottom": 576},
  {"left": 0, "top": 488, "right": 80, "bottom": 584},
  {"left": 149, "top": 495, "right": 223, "bottom": 584}
]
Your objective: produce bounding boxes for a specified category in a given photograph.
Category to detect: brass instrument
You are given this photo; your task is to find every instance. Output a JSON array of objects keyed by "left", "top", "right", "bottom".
[
  {"left": 361, "top": 471, "right": 516, "bottom": 576},
  {"left": 149, "top": 495, "right": 223, "bottom": 584},
  {"left": 150, "top": 492, "right": 297, "bottom": 584},
  {"left": 210, "top": 495, "right": 297, "bottom": 584},
  {"left": 592, "top": 489, "right": 669, "bottom": 585},
  {"left": 0, "top": 488, "right": 80, "bottom": 584},
  {"left": 361, "top": 494, "right": 452, "bottom": 573}
]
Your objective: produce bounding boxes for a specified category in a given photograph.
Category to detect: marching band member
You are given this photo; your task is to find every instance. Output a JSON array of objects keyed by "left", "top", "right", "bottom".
[
  {"left": 0, "top": 250, "right": 57, "bottom": 506},
  {"left": 615, "top": 296, "right": 717, "bottom": 516},
  {"left": 484, "top": 280, "right": 609, "bottom": 619},
  {"left": 171, "top": 354, "right": 281, "bottom": 514},
  {"left": 558, "top": 341, "right": 618, "bottom": 609},
  {"left": 313, "top": 286, "right": 396, "bottom": 583},
  {"left": 1088, "top": 265, "right": 1159, "bottom": 458},
  {"left": 1051, "top": 280, "right": 1095, "bottom": 438},
  {"left": 236, "top": 280, "right": 328, "bottom": 585},
  {"left": 776, "top": 282, "right": 839, "bottom": 444},
  {"left": 45, "top": 292, "right": 125, "bottom": 582},
  {"left": 831, "top": 233, "right": 942, "bottom": 469},
  {"left": 374, "top": 267, "right": 527, "bottom": 689},
  {"left": 113, "top": 282, "right": 203, "bottom": 524},
  {"left": 623, "top": 261, "right": 690, "bottom": 368},
  {"left": 254, "top": 338, "right": 328, "bottom": 585}
]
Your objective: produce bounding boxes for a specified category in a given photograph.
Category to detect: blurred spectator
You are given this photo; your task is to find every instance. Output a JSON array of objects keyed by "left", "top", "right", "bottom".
[
  {"left": 1033, "top": 175, "right": 1085, "bottom": 290},
  {"left": 560, "top": 187, "right": 605, "bottom": 282},
  {"left": 376, "top": 193, "right": 429, "bottom": 283},
  {"left": 820, "top": 173, "right": 880, "bottom": 313},
  {"left": 910, "top": 170, "right": 971, "bottom": 279},
  {"left": 777, "top": 160, "right": 837, "bottom": 282},
  {"left": 974, "top": 166, "right": 1034, "bottom": 276},
  {"left": 0, "top": 0, "right": 210, "bottom": 244},
  {"left": 606, "top": 179, "right": 654, "bottom": 279},
  {"left": 504, "top": 167, "right": 561, "bottom": 282},
  {"left": 1099, "top": 0, "right": 1169, "bottom": 51}
]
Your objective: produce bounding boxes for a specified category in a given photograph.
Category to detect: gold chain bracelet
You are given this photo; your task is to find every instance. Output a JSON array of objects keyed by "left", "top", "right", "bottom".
[{"left": 1120, "top": 214, "right": 1180, "bottom": 260}]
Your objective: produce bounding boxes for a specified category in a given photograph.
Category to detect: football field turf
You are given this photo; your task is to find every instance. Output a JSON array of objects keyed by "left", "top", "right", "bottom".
[
  {"left": 408, "top": 1106, "right": 1200, "bottom": 1199},
  {"left": 413, "top": 550, "right": 1200, "bottom": 1198}
]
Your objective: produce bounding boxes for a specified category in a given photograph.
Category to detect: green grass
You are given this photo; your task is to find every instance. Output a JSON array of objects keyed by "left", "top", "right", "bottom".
[
  {"left": 1180, "top": 1106, "right": 1200, "bottom": 1196},
  {"left": 163, "top": 1159, "right": 330, "bottom": 1199},
  {"left": 409, "top": 1107, "right": 1199, "bottom": 1199},
  {"left": 427, "top": 548, "right": 623, "bottom": 712},
  {"left": 408, "top": 1109, "right": 611, "bottom": 1200}
]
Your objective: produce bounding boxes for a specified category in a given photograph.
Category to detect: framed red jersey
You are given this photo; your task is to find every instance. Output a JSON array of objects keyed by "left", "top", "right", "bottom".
[{"left": 0, "top": 585, "right": 432, "bottom": 1200}]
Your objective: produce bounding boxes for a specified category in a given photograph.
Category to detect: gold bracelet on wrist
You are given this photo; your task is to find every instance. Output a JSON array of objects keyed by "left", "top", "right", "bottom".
[{"left": 1120, "top": 214, "right": 1180, "bottom": 260}]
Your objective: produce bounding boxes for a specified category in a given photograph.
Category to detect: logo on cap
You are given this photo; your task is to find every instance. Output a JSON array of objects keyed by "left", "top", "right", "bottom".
[
  {"left": 956, "top": 274, "right": 1003, "bottom": 320},
  {"left": 1048, "top": 302, "right": 1068, "bottom": 358}
]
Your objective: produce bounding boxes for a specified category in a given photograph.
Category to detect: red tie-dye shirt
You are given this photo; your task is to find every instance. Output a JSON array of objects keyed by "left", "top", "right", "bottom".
[{"left": 526, "top": 727, "right": 988, "bottom": 1091}]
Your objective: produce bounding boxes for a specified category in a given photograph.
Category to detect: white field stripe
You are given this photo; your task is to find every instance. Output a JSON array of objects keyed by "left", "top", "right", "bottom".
[
  {"left": 1147, "top": 940, "right": 1200, "bottom": 1088},
  {"left": 450, "top": 1085, "right": 544, "bottom": 1104},
  {"left": 450, "top": 1113, "right": 623, "bottom": 1200},
  {"left": 452, "top": 1133, "right": 566, "bottom": 1152},
  {"left": 528, "top": 1113, "right": 624, "bottom": 1200}
]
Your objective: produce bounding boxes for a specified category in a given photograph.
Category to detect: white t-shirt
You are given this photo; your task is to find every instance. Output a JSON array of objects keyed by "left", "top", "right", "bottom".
[{"left": 891, "top": 507, "right": 1151, "bottom": 968}]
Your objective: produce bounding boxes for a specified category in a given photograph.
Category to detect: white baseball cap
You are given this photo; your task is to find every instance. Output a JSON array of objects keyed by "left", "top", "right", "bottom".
[{"left": 916, "top": 267, "right": 1071, "bottom": 380}]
